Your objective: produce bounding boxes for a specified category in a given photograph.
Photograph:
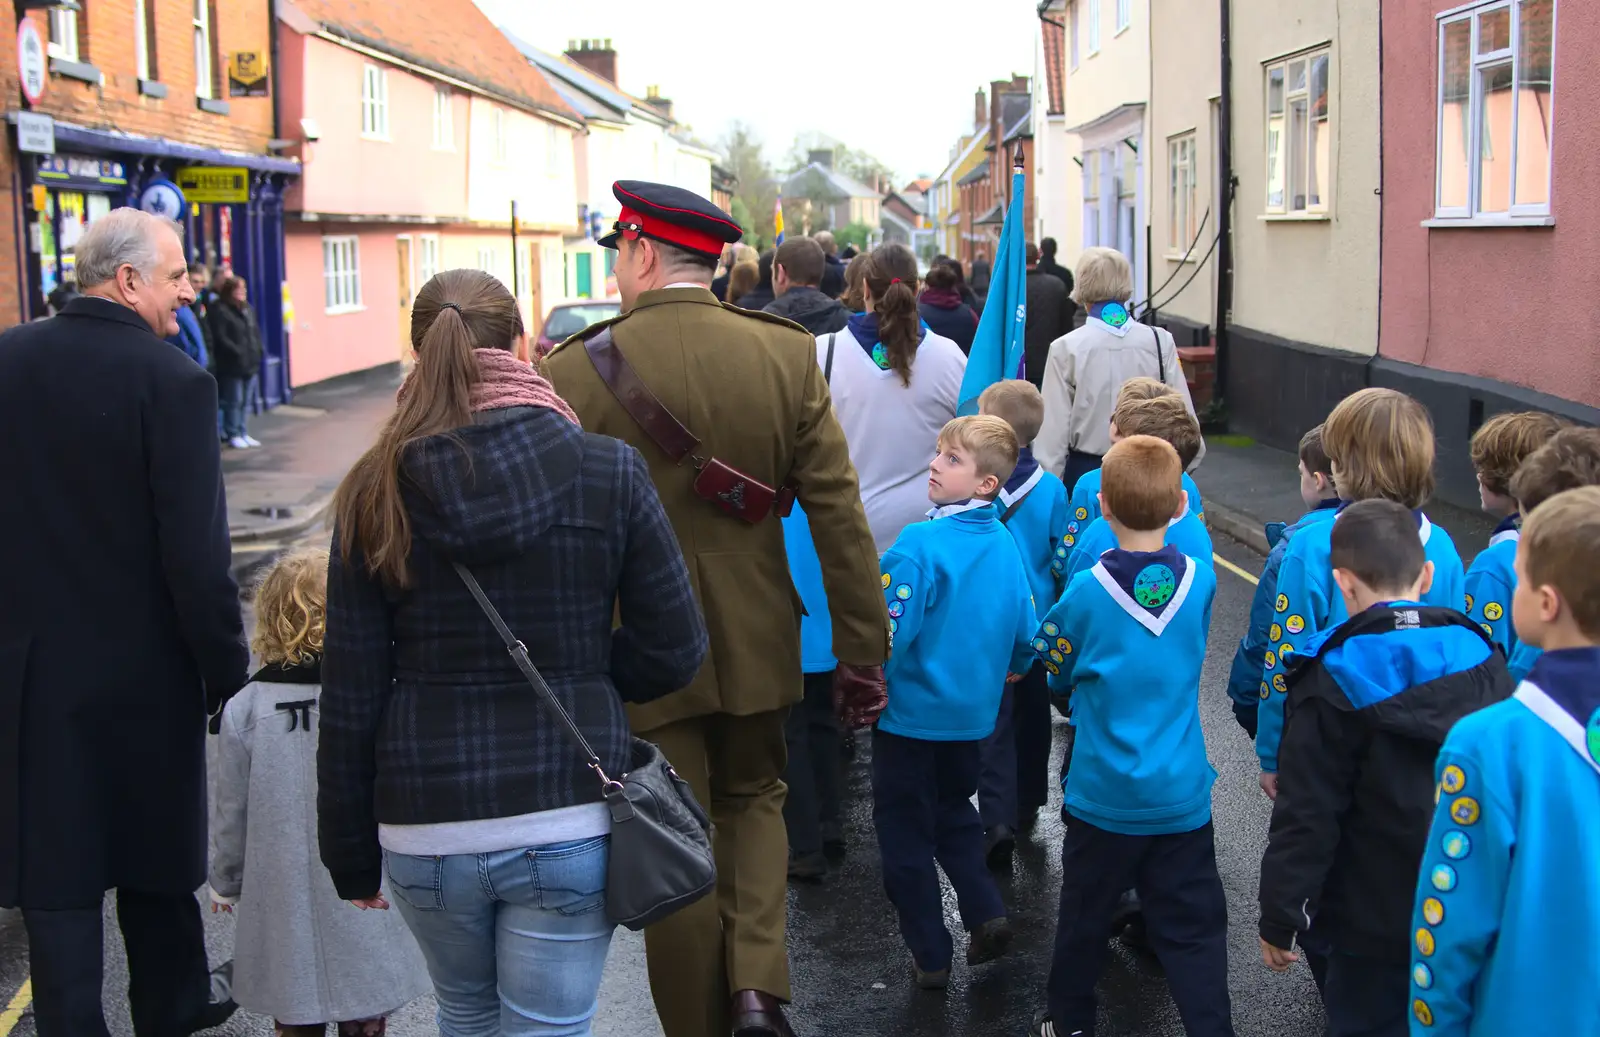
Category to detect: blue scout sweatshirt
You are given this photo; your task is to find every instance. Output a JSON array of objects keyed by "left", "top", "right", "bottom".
[
  {"left": 1035, "top": 545, "right": 1218, "bottom": 835},
  {"left": 1463, "top": 516, "right": 1519, "bottom": 659},
  {"left": 781, "top": 503, "right": 835, "bottom": 674},
  {"left": 1506, "top": 639, "right": 1540, "bottom": 683},
  {"left": 878, "top": 501, "right": 1038, "bottom": 741},
  {"left": 1059, "top": 498, "right": 1214, "bottom": 589},
  {"left": 1407, "top": 648, "right": 1600, "bottom": 1037},
  {"left": 1225, "top": 501, "right": 1340, "bottom": 710},
  {"left": 1067, "top": 467, "right": 1203, "bottom": 537},
  {"left": 997, "top": 447, "right": 1070, "bottom": 620},
  {"left": 1257, "top": 510, "right": 1466, "bottom": 773}
]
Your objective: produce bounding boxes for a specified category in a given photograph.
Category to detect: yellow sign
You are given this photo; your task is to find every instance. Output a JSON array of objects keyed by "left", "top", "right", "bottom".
[
  {"left": 228, "top": 52, "right": 269, "bottom": 98},
  {"left": 175, "top": 167, "right": 250, "bottom": 204},
  {"left": 30, "top": 184, "right": 47, "bottom": 211}
]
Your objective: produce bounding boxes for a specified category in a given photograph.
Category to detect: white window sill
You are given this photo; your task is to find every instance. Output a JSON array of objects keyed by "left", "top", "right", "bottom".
[
  {"left": 1163, "top": 251, "right": 1200, "bottom": 263},
  {"left": 361, "top": 133, "right": 391, "bottom": 143},
  {"left": 1115, "top": 24, "right": 1131, "bottom": 36},
  {"left": 1421, "top": 215, "right": 1554, "bottom": 229},
  {"left": 1259, "top": 212, "right": 1332, "bottom": 223},
  {"left": 325, "top": 305, "right": 366, "bottom": 316}
]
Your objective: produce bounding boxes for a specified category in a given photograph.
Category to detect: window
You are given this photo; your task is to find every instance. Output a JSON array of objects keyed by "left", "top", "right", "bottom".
[
  {"left": 1435, "top": 0, "right": 1553, "bottom": 221},
  {"left": 546, "top": 123, "right": 561, "bottom": 177},
  {"left": 432, "top": 89, "right": 453, "bottom": 150},
  {"left": 1116, "top": 0, "right": 1131, "bottom": 32},
  {"left": 362, "top": 64, "right": 389, "bottom": 139},
  {"left": 1083, "top": 150, "right": 1102, "bottom": 247},
  {"left": 1264, "top": 47, "right": 1331, "bottom": 214},
  {"left": 477, "top": 247, "right": 501, "bottom": 282},
  {"left": 135, "top": 0, "right": 155, "bottom": 80},
  {"left": 1087, "top": 0, "right": 1101, "bottom": 54},
  {"left": 417, "top": 235, "right": 440, "bottom": 285},
  {"left": 48, "top": 9, "right": 79, "bottom": 62},
  {"left": 322, "top": 237, "right": 362, "bottom": 313},
  {"left": 1069, "top": 0, "right": 1080, "bottom": 70},
  {"left": 193, "top": 0, "right": 212, "bottom": 98},
  {"left": 493, "top": 109, "right": 509, "bottom": 164},
  {"left": 1168, "top": 133, "right": 1198, "bottom": 250}
]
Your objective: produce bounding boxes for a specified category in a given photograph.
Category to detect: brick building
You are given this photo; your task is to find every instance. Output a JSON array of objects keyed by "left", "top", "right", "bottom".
[{"left": 1, "top": 0, "right": 298, "bottom": 398}]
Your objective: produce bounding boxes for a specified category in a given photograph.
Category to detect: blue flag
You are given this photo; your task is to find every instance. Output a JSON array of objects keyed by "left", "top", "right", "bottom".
[{"left": 957, "top": 164, "right": 1028, "bottom": 415}]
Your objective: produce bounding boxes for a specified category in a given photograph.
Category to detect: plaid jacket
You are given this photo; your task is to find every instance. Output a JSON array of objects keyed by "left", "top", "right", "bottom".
[{"left": 318, "top": 407, "right": 707, "bottom": 899}]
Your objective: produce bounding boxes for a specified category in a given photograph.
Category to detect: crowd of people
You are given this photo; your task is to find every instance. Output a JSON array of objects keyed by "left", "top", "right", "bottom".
[{"left": 3, "top": 193, "right": 1598, "bottom": 1037}]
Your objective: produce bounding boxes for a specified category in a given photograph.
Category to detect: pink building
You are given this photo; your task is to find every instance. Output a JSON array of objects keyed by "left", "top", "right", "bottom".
[
  {"left": 1380, "top": 0, "right": 1598, "bottom": 497},
  {"left": 275, "top": 0, "right": 582, "bottom": 386}
]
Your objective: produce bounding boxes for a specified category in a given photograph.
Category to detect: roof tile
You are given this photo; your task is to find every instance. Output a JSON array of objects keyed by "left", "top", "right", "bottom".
[{"left": 1042, "top": 18, "right": 1065, "bottom": 115}]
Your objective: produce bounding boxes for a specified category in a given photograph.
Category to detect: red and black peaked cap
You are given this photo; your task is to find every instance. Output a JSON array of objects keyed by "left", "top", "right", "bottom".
[{"left": 598, "top": 180, "right": 743, "bottom": 258}]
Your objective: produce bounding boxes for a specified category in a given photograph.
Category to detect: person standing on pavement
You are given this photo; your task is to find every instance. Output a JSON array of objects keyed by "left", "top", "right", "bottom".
[
  {"left": 210, "top": 277, "right": 265, "bottom": 449},
  {"left": 0, "top": 207, "right": 248, "bottom": 1037},
  {"left": 734, "top": 248, "right": 777, "bottom": 311},
  {"left": 764, "top": 238, "right": 849, "bottom": 335},
  {"left": 814, "top": 231, "right": 846, "bottom": 299},
  {"left": 916, "top": 262, "right": 980, "bottom": 355},
  {"left": 319, "top": 267, "right": 709, "bottom": 1037},
  {"left": 1024, "top": 243, "right": 1074, "bottom": 388},
  {"left": 1034, "top": 246, "right": 1203, "bottom": 493},
  {"left": 541, "top": 181, "right": 890, "bottom": 1037},
  {"left": 1036, "top": 238, "right": 1075, "bottom": 298}
]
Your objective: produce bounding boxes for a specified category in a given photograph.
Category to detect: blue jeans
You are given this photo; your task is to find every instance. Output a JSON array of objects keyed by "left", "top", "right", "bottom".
[
  {"left": 218, "top": 374, "right": 255, "bottom": 439},
  {"left": 386, "top": 837, "right": 614, "bottom": 1037}
]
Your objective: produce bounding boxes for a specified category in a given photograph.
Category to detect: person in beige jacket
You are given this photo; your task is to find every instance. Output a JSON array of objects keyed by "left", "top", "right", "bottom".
[{"left": 1034, "top": 246, "right": 1205, "bottom": 493}]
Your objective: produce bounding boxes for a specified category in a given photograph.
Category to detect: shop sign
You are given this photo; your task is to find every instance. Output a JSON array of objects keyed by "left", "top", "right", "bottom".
[
  {"left": 17, "top": 21, "right": 45, "bottom": 106},
  {"left": 139, "top": 179, "right": 187, "bottom": 221},
  {"left": 16, "top": 111, "right": 54, "bottom": 154},
  {"left": 175, "top": 166, "right": 250, "bottom": 204},
  {"left": 36, "top": 154, "right": 128, "bottom": 190},
  {"left": 228, "top": 52, "right": 269, "bottom": 98}
]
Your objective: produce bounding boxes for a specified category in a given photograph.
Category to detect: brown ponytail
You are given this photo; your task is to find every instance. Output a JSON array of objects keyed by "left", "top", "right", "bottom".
[
  {"left": 333, "top": 268, "right": 523, "bottom": 587},
  {"left": 862, "top": 243, "right": 922, "bottom": 386}
]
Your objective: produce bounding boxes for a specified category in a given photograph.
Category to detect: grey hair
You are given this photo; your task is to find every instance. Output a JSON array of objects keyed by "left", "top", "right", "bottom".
[
  {"left": 813, "top": 230, "right": 837, "bottom": 255},
  {"left": 74, "top": 208, "right": 182, "bottom": 288}
]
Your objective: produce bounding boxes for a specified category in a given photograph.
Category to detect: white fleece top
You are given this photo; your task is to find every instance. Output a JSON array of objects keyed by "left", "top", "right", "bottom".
[{"left": 818, "top": 327, "right": 967, "bottom": 555}]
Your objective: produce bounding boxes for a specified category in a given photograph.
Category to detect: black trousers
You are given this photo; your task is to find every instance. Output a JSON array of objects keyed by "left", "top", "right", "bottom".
[
  {"left": 782, "top": 671, "right": 842, "bottom": 856},
  {"left": 1062, "top": 450, "right": 1104, "bottom": 497},
  {"left": 23, "top": 888, "right": 210, "bottom": 1037},
  {"left": 1322, "top": 952, "right": 1410, "bottom": 1037},
  {"left": 978, "top": 663, "right": 1053, "bottom": 828},
  {"left": 1047, "top": 819, "right": 1234, "bottom": 1037}
]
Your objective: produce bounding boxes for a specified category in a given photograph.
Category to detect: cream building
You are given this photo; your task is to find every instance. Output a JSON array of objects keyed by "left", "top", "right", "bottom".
[{"left": 1034, "top": 1, "right": 1072, "bottom": 248}]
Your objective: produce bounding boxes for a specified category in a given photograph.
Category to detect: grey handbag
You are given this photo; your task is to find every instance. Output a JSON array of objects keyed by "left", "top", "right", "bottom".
[{"left": 452, "top": 561, "right": 716, "bottom": 931}]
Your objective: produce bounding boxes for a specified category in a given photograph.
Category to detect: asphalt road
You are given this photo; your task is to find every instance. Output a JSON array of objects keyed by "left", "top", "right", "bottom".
[{"left": 0, "top": 535, "right": 1328, "bottom": 1037}]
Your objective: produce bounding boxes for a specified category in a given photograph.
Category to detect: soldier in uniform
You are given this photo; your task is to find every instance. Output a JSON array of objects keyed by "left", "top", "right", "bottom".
[{"left": 541, "top": 181, "right": 889, "bottom": 1037}]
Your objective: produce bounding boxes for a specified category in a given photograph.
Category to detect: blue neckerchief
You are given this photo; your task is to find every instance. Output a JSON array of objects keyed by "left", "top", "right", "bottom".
[
  {"left": 1524, "top": 648, "right": 1600, "bottom": 760},
  {"left": 1087, "top": 300, "right": 1132, "bottom": 338},
  {"left": 1004, "top": 445, "right": 1040, "bottom": 495},
  {"left": 1097, "top": 545, "right": 1190, "bottom": 620},
  {"left": 926, "top": 498, "right": 993, "bottom": 521},
  {"left": 848, "top": 311, "right": 929, "bottom": 370}
]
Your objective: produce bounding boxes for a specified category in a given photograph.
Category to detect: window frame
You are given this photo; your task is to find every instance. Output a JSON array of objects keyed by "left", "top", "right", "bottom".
[
  {"left": 1087, "top": 0, "right": 1102, "bottom": 55},
  {"left": 417, "top": 234, "right": 440, "bottom": 285},
  {"left": 322, "top": 236, "right": 363, "bottom": 315},
  {"left": 545, "top": 123, "right": 562, "bottom": 177},
  {"left": 493, "top": 108, "right": 510, "bottom": 165},
  {"left": 1116, "top": 0, "right": 1132, "bottom": 34},
  {"left": 48, "top": 9, "right": 79, "bottom": 62},
  {"left": 1069, "top": 0, "right": 1080, "bottom": 70},
  {"left": 1167, "top": 132, "right": 1198, "bottom": 255},
  {"left": 477, "top": 246, "right": 501, "bottom": 282},
  {"left": 361, "top": 63, "right": 390, "bottom": 141},
  {"left": 1262, "top": 45, "right": 1332, "bottom": 217},
  {"left": 432, "top": 88, "right": 453, "bottom": 151},
  {"left": 1431, "top": 0, "right": 1555, "bottom": 225},
  {"left": 135, "top": 0, "right": 156, "bottom": 81},
  {"left": 193, "top": 0, "right": 213, "bottom": 99}
]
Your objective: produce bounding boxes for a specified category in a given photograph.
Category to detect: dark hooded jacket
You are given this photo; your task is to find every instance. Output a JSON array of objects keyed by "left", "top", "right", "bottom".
[
  {"left": 1259, "top": 604, "right": 1513, "bottom": 960},
  {"left": 318, "top": 406, "right": 708, "bottom": 899},
  {"left": 763, "top": 285, "right": 849, "bottom": 336}
]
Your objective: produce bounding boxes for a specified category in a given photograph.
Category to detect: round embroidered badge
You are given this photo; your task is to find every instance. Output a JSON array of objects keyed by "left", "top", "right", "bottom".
[
  {"left": 1275, "top": 593, "right": 1289, "bottom": 613},
  {"left": 1482, "top": 602, "right": 1503, "bottom": 621},
  {"left": 1075, "top": 507, "right": 1088, "bottom": 521},
  {"left": 1430, "top": 864, "right": 1458, "bottom": 892},
  {"left": 1415, "top": 928, "right": 1435, "bottom": 957},
  {"left": 1097, "top": 301, "right": 1130, "bottom": 328},
  {"left": 1286, "top": 614, "right": 1305, "bottom": 634},
  {"left": 1042, "top": 622, "right": 1060, "bottom": 637},
  {"left": 1264, "top": 651, "right": 1277, "bottom": 670},
  {"left": 1464, "top": 593, "right": 1475, "bottom": 614},
  {"left": 882, "top": 573, "right": 891, "bottom": 589},
  {"left": 1259, "top": 682, "right": 1270, "bottom": 700},
  {"left": 1439, "top": 765, "right": 1466, "bottom": 795},
  {"left": 1441, "top": 830, "right": 1471, "bottom": 860},
  {"left": 1056, "top": 637, "right": 1072, "bottom": 654},
  {"left": 1588, "top": 707, "right": 1600, "bottom": 766},
  {"left": 1413, "top": 963, "right": 1433, "bottom": 990},
  {"left": 1272, "top": 673, "right": 1288, "bottom": 694},
  {"left": 895, "top": 584, "right": 913, "bottom": 601},
  {"left": 1449, "top": 797, "right": 1480, "bottom": 826},
  {"left": 1032, "top": 637, "right": 1049, "bottom": 653},
  {"left": 887, "top": 600, "right": 905, "bottom": 618},
  {"left": 1269, "top": 622, "right": 1282, "bottom": 642},
  {"left": 1414, "top": 999, "right": 1434, "bottom": 1027},
  {"left": 1133, "top": 564, "right": 1176, "bottom": 608},
  {"left": 1422, "top": 897, "right": 1445, "bottom": 926}
]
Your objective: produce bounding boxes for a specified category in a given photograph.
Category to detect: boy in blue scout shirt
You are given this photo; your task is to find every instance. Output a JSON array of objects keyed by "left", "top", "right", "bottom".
[
  {"left": 874, "top": 415, "right": 1039, "bottom": 989},
  {"left": 780, "top": 503, "right": 844, "bottom": 881},
  {"left": 975, "top": 381, "right": 1070, "bottom": 864},
  {"left": 1061, "top": 393, "right": 1212, "bottom": 588},
  {"left": 1226, "top": 425, "right": 1339, "bottom": 739},
  {"left": 1407, "top": 487, "right": 1600, "bottom": 1037},
  {"left": 1499, "top": 426, "right": 1600, "bottom": 682},
  {"left": 1256, "top": 501, "right": 1511, "bottom": 1037},
  {"left": 1028, "top": 436, "right": 1232, "bottom": 1037},
  {"left": 1258, "top": 388, "right": 1466, "bottom": 800},
  {"left": 1065, "top": 377, "right": 1204, "bottom": 536},
  {"left": 1462, "top": 411, "right": 1566, "bottom": 660}
]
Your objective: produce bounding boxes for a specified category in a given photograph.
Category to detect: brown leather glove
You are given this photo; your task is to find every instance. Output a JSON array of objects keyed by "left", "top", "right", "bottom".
[{"left": 833, "top": 663, "right": 887, "bottom": 730}]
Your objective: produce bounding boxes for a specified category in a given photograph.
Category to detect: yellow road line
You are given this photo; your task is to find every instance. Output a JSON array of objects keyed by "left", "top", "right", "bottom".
[
  {"left": 1213, "top": 553, "right": 1261, "bottom": 586},
  {"left": 0, "top": 978, "right": 32, "bottom": 1037}
]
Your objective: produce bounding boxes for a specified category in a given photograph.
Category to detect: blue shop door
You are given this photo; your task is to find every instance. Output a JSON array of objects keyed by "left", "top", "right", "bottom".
[{"left": 575, "top": 253, "right": 593, "bottom": 299}]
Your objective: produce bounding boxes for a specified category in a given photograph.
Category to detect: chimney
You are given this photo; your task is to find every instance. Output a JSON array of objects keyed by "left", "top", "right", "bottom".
[
  {"left": 807, "top": 148, "right": 834, "bottom": 170},
  {"left": 974, "top": 88, "right": 987, "bottom": 132},
  {"left": 565, "top": 38, "right": 617, "bottom": 85},
  {"left": 643, "top": 85, "right": 673, "bottom": 121}
]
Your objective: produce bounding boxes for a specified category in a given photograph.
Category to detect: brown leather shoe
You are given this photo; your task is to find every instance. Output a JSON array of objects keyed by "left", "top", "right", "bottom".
[{"left": 731, "top": 989, "right": 795, "bottom": 1037}]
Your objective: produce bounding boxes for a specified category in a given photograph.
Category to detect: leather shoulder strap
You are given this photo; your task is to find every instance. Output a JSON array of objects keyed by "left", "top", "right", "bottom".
[
  {"left": 584, "top": 328, "right": 700, "bottom": 464},
  {"left": 824, "top": 333, "right": 836, "bottom": 384}
]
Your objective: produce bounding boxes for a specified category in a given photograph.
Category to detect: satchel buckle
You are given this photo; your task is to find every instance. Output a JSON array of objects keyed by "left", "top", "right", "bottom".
[{"left": 687, "top": 453, "right": 709, "bottom": 471}]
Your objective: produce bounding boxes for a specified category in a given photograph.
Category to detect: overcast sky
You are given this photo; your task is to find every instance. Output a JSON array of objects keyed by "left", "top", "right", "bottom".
[{"left": 473, "top": 0, "right": 1039, "bottom": 183}]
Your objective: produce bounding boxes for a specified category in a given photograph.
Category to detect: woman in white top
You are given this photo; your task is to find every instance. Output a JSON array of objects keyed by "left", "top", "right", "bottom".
[
  {"left": 1034, "top": 246, "right": 1205, "bottom": 493},
  {"left": 817, "top": 243, "right": 968, "bottom": 554}
]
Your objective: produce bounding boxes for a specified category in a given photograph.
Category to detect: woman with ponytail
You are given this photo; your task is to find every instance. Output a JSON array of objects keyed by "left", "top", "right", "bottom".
[
  {"left": 819, "top": 243, "right": 968, "bottom": 553},
  {"left": 318, "top": 269, "right": 708, "bottom": 1036}
]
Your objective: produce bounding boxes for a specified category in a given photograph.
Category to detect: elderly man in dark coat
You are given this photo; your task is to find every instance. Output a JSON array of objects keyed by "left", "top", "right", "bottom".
[{"left": 0, "top": 208, "right": 248, "bottom": 1037}]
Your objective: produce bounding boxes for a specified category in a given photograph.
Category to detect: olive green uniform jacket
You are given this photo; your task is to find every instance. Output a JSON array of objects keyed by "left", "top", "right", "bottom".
[{"left": 541, "top": 286, "right": 889, "bottom": 734}]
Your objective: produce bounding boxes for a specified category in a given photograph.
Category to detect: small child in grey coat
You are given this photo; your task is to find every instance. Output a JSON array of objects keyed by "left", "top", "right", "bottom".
[{"left": 209, "top": 550, "right": 430, "bottom": 1037}]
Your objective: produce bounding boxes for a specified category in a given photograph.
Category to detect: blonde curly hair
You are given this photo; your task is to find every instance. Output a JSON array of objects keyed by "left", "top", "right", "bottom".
[{"left": 251, "top": 549, "right": 329, "bottom": 666}]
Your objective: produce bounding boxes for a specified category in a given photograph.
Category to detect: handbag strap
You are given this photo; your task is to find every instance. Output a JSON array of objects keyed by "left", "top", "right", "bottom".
[
  {"left": 999, "top": 486, "right": 1032, "bottom": 525},
  {"left": 584, "top": 328, "right": 701, "bottom": 465},
  {"left": 1153, "top": 324, "right": 1166, "bottom": 384},
  {"left": 451, "top": 561, "right": 623, "bottom": 800},
  {"left": 824, "top": 333, "right": 837, "bottom": 383}
]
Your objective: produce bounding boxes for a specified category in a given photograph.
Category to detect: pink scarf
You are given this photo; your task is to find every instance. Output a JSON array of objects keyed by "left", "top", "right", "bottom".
[{"left": 397, "top": 348, "right": 580, "bottom": 426}]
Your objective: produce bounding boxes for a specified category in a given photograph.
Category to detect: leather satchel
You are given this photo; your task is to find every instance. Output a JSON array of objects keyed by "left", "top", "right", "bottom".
[
  {"left": 585, "top": 328, "right": 795, "bottom": 523},
  {"left": 451, "top": 560, "right": 716, "bottom": 931}
]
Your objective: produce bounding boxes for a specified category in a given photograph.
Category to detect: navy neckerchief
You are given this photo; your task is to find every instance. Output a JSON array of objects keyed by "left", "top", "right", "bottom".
[
  {"left": 1315, "top": 498, "right": 1341, "bottom": 512},
  {"left": 1091, "top": 544, "right": 1196, "bottom": 635},
  {"left": 926, "top": 498, "right": 994, "bottom": 521},
  {"left": 1004, "top": 445, "right": 1040, "bottom": 495},
  {"left": 1336, "top": 501, "right": 1434, "bottom": 543},
  {"left": 847, "top": 311, "right": 930, "bottom": 370},
  {"left": 1490, "top": 513, "right": 1521, "bottom": 547},
  {"left": 1516, "top": 647, "right": 1600, "bottom": 774},
  {"left": 1087, "top": 300, "right": 1132, "bottom": 338}
]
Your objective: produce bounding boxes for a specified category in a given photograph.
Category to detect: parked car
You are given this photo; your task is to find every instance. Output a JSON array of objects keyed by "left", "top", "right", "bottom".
[{"left": 535, "top": 298, "right": 621, "bottom": 357}]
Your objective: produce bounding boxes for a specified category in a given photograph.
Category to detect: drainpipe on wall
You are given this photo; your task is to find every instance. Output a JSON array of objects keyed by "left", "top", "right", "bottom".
[{"left": 1214, "top": 0, "right": 1235, "bottom": 418}]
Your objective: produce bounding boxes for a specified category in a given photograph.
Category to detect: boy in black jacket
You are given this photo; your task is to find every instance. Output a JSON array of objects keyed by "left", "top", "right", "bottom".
[{"left": 1257, "top": 500, "right": 1512, "bottom": 1037}]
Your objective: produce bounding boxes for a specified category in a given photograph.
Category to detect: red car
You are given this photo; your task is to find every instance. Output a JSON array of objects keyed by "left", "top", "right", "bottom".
[{"left": 535, "top": 299, "right": 621, "bottom": 358}]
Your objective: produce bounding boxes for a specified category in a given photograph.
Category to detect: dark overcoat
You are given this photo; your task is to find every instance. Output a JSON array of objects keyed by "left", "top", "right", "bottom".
[{"left": 0, "top": 296, "right": 248, "bottom": 909}]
